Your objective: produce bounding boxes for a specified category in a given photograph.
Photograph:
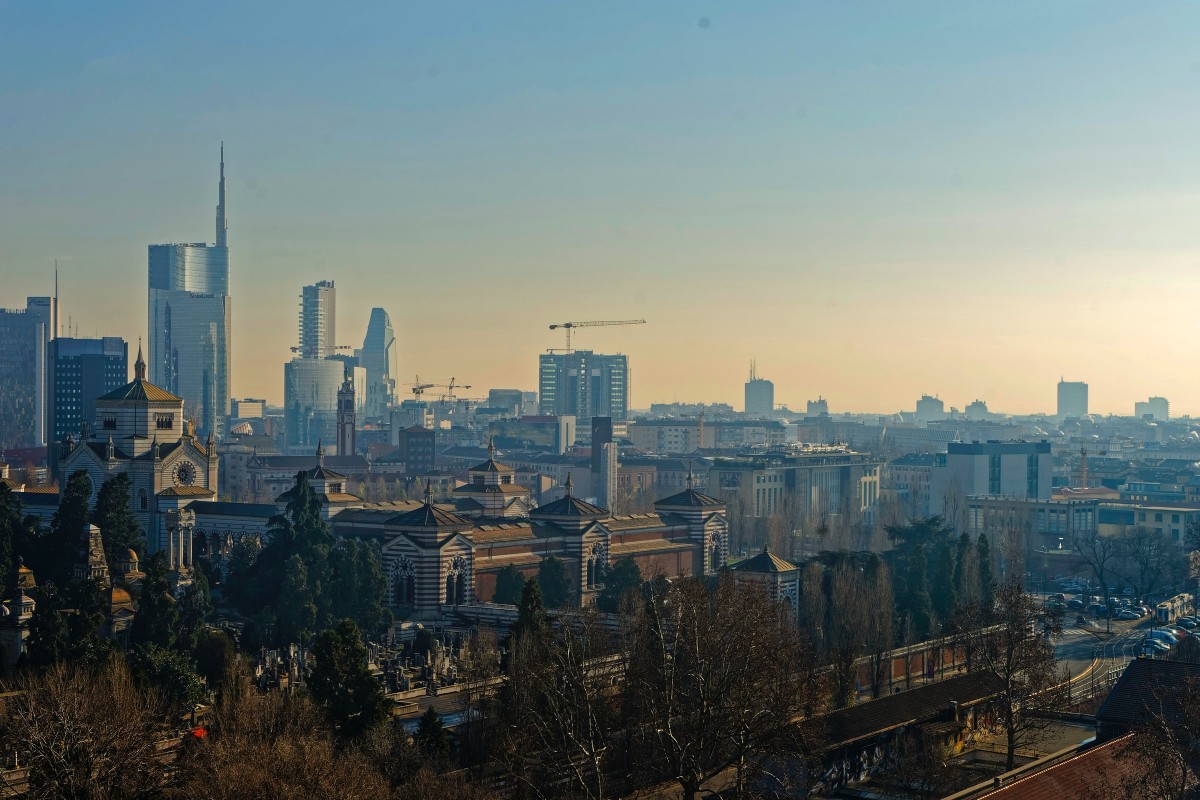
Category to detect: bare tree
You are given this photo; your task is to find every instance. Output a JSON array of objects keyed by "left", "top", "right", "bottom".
[
  {"left": 959, "top": 581, "right": 1067, "bottom": 770},
  {"left": 623, "top": 574, "right": 825, "bottom": 799},
  {"left": 1117, "top": 526, "right": 1180, "bottom": 600},
  {"left": 1, "top": 656, "right": 171, "bottom": 800},
  {"left": 1071, "top": 528, "right": 1121, "bottom": 632},
  {"left": 1112, "top": 675, "right": 1200, "bottom": 800}
]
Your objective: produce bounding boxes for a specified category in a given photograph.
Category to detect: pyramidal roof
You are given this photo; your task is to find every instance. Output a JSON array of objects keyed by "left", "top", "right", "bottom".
[
  {"left": 654, "top": 471, "right": 723, "bottom": 509},
  {"left": 470, "top": 438, "right": 514, "bottom": 473},
  {"left": 393, "top": 483, "right": 473, "bottom": 529},
  {"left": 731, "top": 547, "right": 798, "bottom": 574},
  {"left": 98, "top": 342, "right": 181, "bottom": 403},
  {"left": 532, "top": 474, "right": 607, "bottom": 518}
]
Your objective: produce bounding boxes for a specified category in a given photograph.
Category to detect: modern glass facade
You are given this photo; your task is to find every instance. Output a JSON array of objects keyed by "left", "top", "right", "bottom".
[
  {"left": 284, "top": 358, "right": 345, "bottom": 454},
  {"left": 0, "top": 297, "right": 56, "bottom": 448},
  {"left": 48, "top": 337, "right": 128, "bottom": 443},
  {"left": 359, "top": 307, "right": 398, "bottom": 420},
  {"left": 538, "top": 350, "right": 629, "bottom": 433}
]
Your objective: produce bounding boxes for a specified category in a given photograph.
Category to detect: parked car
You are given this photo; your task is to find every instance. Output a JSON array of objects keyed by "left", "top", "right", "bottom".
[
  {"left": 1123, "top": 587, "right": 1136, "bottom": 596},
  {"left": 1048, "top": 593, "right": 1066, "bottom": 602},
  {"left": 1116, "top": 610, "right": 1139, "bottom": 621},
  {"left": 1178, "top": 619, "right": 1197, "bottom": 629},
  {"left": 1088, "top": 603, "right": 1108, "bottom": 616},
  {"left": 1067, "top": 599, "right": 1084, "bottom": 610},
  {"left": 1143, "top": 640, "right": 1172, "bottom": 656},
  {"left": 1165, "top": 625, "right": 1189, "bottom": 638},
  {"left": 1148, "top": 629, "right": 1181, "bottom": 645}
]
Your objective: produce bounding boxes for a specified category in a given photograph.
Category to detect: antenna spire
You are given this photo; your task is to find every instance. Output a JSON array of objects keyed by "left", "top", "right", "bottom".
[{"left": 215, "top": 142, "right": 228, "bottom": 247}]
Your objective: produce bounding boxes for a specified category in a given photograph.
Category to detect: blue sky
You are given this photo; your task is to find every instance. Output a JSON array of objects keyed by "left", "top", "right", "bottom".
[{"left": 3, "top": 1, "right": 1200, "bottom": 414}]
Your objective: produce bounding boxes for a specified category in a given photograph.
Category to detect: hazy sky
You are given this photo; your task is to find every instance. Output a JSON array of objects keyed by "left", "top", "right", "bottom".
[{"left": 4, "top": 2, "right": 1200, "bottom": 416}]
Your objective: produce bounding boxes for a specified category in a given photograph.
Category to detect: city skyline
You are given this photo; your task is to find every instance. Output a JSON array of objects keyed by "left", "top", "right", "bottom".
[{"left": 5, "top": 3, "right": 1200, "bottom": 414}]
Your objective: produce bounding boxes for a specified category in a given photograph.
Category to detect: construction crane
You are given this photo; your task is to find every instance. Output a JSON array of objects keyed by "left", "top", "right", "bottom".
[
  {"left": 402, "top": 375, "right": 472, "bottom": 402},
  {"left": 548, "top": 319, "right": 646, "bottom": 352},
  {"left": 439, "top": 377, "right": 472, "bottom": 402},
  {"left": 288, "top": 345, "right": 353, "bottom": 354}
]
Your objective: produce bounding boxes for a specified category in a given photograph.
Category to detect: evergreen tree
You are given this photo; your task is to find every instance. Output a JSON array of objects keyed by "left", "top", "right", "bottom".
[
  {"left": 415, "top": 706, "right": 452, "bottom": 764},
  {"left": 25, "top": 583, "right": 69, "bottom": 669},
  {"left": 513, "top": 579, "right": 547, "bottom": 642},
  {"left": 90, "top": 473, "right": 143, "bottom": 568},
  {"left": 491, "top": 564, "right": 525, "bottom": 605},
  {"left": 954, "top": 531, "right": 974, "bottom": 608},
  {"left": 596, "top": 556, "right": 643, "bottom": 613},
  {"left": 905, "top": 544, "right": 934, "bottom": 640},
  {"left": 132, "top": 552, "right": 179, "bottom": 650},
  {"left": 328, "top": 540, "right": 390, "bottom": 635},
  {"left": 41, "top": 471, "right": 91, "bottom": 587},
  {"left": 130, "top": 643, "right": 203, "bottom": 717},
  {"left": 978, "top": 533, "right": 995, "bottom": 617},
  {"left": 536, "top": 555, "right": 570, "bottom": 609},
  {"left": 0, "top": 484, "right": 28, "bottom": 586},
  {"left": 277, "top": 554, "right": 317, "bottom": 645},
  {"left": 193, "top": 628, "right": 234, "bottom": 693},
  {"left": 27, "top": 580, "right": 114, "bottom": 670},
  {"left": 175, "top": 573, "right": 213, "bottom": 653},
  {"left": 307, "top": 618, "right": 390, "bottom": 740},
  {"left": 930, "top": 538, "right": 957, "bottom": 626}
]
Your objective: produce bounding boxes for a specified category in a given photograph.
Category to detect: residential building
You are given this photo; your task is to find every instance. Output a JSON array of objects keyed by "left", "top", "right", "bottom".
[
  {"left": 914, "top": 394, "right": 946, "bottom": 424},
  {"left": 487, "top": 415, "right": 575, "bottom": 454},
  {"left": 806, "top": 397, "right": 829, "bottom": 416},
  {"left": 487, "top": 389, "right": 525, "bottom": 417},
  {"left": 358, "top": 308, "right": 398, "bottom": 421},
  {"left": 881, "top": 453, "right": 938, "bottom": 518},
  {"left": 0, "top": 296, "right": 57, "bottom": 448},
  {"left": 710, "top": 448, "right": 879, "bottom": 524},
  {"left": 147, "top": 147, "right": 231, "bottom": 440},
  {"left": 538, "top": 350, "right": 630, "bottom": 433},
  {"left": 299, "top": 280, "right": 336, "bottom": 360},
  {"left": 1057, "top": 379, "right": 1088, "bottom": 419},
  {"left": 1134, "top": 396, "right": 1169, "bottom": 421},
  {"left": 394, "top": 426, "right": 436, "bottom": 476},
  {"left": 744, "top": 361, "right": 774, "bottom": 417}
]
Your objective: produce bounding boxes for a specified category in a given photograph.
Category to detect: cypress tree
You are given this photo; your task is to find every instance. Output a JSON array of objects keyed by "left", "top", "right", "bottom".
[{"left": 978, "top": 533, "right": 995, "bottom": 617}]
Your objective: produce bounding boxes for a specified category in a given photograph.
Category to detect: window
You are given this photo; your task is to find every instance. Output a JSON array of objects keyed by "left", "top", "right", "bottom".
[
  {"left": 138, "top": 489, "right": 147, "bottom": 511},
  {"left": 102, "top": 416, "right": 116, "bottom": 430},
  {"left": 156, "top": 414, "right": 174, "bottom": 430},
  {"left": 1155, "top": 513, "right": 1163, "bottom": 523}
]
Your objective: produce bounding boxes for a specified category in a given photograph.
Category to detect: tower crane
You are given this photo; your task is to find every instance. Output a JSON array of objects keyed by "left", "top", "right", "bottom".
[
  {"left": 402, "top": 376, "right": 472, "bottom": 402},
  {"left": 547, "top": 319, "right": 646, "bottom": 352}
]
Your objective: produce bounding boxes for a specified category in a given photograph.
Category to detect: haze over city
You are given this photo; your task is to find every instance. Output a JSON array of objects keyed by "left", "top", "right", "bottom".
[{"left": 5, "top": 2, "right": 1200, "bottom": 414}]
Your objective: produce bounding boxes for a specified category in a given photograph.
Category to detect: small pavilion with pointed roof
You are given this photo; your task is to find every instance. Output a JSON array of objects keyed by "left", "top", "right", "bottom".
[
  {"left": 453, "top": 438, "right": 532, "bottom": 518},
  {"left": 730, "top": 545, "right": 800, "bottom": 616}
]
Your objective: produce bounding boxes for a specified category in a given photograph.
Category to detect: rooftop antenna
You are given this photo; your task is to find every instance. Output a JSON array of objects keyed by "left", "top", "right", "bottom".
[{"left": 54, "top": 260, "right": 59, "bottom": 336}]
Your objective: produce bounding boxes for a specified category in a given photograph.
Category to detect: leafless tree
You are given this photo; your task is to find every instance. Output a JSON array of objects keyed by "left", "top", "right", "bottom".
[
  {"left": 1117, "top": 526, "right": 1180, "bottom": 599},
  {"left": 958, "top": 581, "right": 1067, "bottom": 771},
  {"left": 0, "top": 656, "right": 171, "bottom": 800},
  {"left": 622, "top": 574, "right": 825, "bottom": 799},
  {"left": 1071, "top": 528, "right": 1121, "bottom": 632},
  {"left": 1113, "top": 676, "right": 1200, "bottom": 800}
]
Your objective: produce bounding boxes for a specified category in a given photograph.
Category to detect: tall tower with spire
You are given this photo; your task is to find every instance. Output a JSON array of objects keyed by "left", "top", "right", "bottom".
[{"left": 147, "top": 146, "right": 233, "bottom": 441}]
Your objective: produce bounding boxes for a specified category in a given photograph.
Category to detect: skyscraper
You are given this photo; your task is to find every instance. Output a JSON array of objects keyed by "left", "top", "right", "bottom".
[
  {"left": 147, "top": 146, "right": 232, "bottom": 440},
  {"left": 0, "top": 296, "right": 57, "bottom": 449},
  {"left": 1057, "top": 379, "right": 1088, "bottom": 419},
  {"left": 744, "top": 361, "right": 774, "bottom": 417},
  {"left": 46, "top": 337, "right": 128, "bottom": 475},
  {"left": 300, "top": 280, "right": 337, "bottom": 360},
  {"left": 358, "top": 307, "right": 397, "bottom": 420},
  {"left": 538, "top": 351, "right": 629, "bottom": 436}
]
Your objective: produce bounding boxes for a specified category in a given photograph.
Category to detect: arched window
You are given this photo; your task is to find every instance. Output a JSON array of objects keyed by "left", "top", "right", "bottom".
[
  {"left": 138, "top": 489, "right": 148, "bottom": 511},
  {"left": 710, "top": 545, "right": 721, "bottom": 572},
  {"left": 586, "top": 559, "right": 595, "bottom": 589},
  {"left": 455, "top": 575, "right": 466, "bottom": 605},
  {"left": 406, "top": 575, "right": 415, "bottom": 605},
  {"left": 446, "top": 574, "right": 457, "bottom": 605}
]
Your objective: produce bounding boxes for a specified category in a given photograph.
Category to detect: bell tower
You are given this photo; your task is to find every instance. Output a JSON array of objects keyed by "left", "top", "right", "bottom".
[{"left": 336, "top": 374, "right": 356, "bottom": 456}]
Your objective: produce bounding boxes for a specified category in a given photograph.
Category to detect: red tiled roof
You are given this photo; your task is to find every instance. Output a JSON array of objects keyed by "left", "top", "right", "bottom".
[{"left": 979, "top": 735, "right": 1138, "bottom": 799}]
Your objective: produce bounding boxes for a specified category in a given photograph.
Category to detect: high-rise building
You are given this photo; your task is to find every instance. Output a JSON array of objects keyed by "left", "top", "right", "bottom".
[
  {"left": 915, "top": 394, "right": 947, "bottom": 424},
  {"left": 358, "top": 307, "right": 398, "bottom": 420},
  {"left": 538, "top": 350, "right": 629, "bottom": 434},
  {"left": 1134, "top": 396, "right": 1169, "bottom": 422},
  {"left": 148, "top": 146, "right": 231, "bottom": 440},
  {"left": 806, "top": 397, "right": 829, "bottom": 417},
  {"left": 336, "top": 375, "right": 356, "bottom": 456},
  {"left": 300, "top": 280, "right": 337, "bottom": 360},
  {"left": 0, "top": 296, "right": 57, "bottom": 449},
  {"left": 1057, "top": 379, "right": 1089, "bottom": 419},
  {"left": 47, "top": 337, "right": 128, "bottom": 445},
  {"left": 744, "top": 361, "right": 774, "bottom": 417},
  {"left": 488, "top": 389, "right": 525, "bottom": 417},
  {"left": 284, "top": 358, "right": 345, "bottom": 454}
]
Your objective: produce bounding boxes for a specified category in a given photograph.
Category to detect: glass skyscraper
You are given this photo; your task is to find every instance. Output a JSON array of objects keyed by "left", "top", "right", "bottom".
[
  {"left": 0, "top": 296, "right": 56, "bottom": 449},
  {"left": 358, "top": 307, "right": 398, "bottom": 421},
  {"left": 147, "top": 147, "right": 231, "bottom": 440}
]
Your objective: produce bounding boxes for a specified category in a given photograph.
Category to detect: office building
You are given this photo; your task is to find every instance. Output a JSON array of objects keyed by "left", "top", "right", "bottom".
[
  {"left": 488, "top": 389, "right": 525, "bottom": 417},
  {"left": 148, "top": 147, "right": 231, "bottom": 440},
  {"left": 47, "top": 336, "right": 128, "bottom": 447},
  {"left": 930, "top": 440, "right": 1053, "bottom": 525},
  {"left": 359, "top": 307, "right": 398, "bottom": 420},
  {"left": 0, "top": 296, "right": 57, "bottom": 448},
  {"left": 538, "top": 350, "right": 630, "bottom": 434},
  {"left": 1057, "top": 379, "right": 1088, "bottom": 419},
  {"left": 744, "top": 361, "right": 774, "bottom": 417},
  {"left": 284, "top": 358, "right": 345, "bottom": 454},
  {"left": 300, "top": 280, "right": 337, "bottom": 360},
  {"left": 230, "top": 398, "right": 266, "bottom": 419},
  {"left": 1134, "top": 397, "right": 1169, "bottom": 422},
  {"left": 806, "top": 397, "right": 829, "bottom": 416}
]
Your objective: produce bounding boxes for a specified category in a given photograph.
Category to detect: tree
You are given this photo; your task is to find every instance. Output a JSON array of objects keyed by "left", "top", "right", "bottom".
[
  {"left": 1070, "top": 528, "right": 1119, "bottom": 632},
  {"left": 977, "top": 533, "right": 995, "bottom": 619},
  {"left": 132, "top": 551, "right": 179, "bottom": 650},
  {"left": 513, "top": 578, "right": 548, "bottom": 642},
  {"left": 415, "top": 707, "right": 452, "bottom": 765},
  {"left": 176, "top": 573, "right": 213, "bottom": 653},
  {"left": 537, "top": 555, "right": 570, "bottom": 609},
  {"left": 194, "top": 628, "right": 236, "bottom": 693},
  {"left": 277, "top": 554, "right": 317, "bottom": 645},
  {"left": 328, "top": 540, "right": 391, "bottom": 635},
  {"left": 0, "top": 657, "right": 169, "bottom": 800},
  {"left": 1113, "top": 675, "right": 1200, "bottom": 800},
  {"left": 26, "top": 579, "right": 114, "bottom": 671},
  {"left": 91, "top": 473, "right": 143, "bottom": 568},
  {"left": 491, "top": 564, "right": 525, "bottom": 605},
  {"left": 499, "top": 610, "right": 614, "bottom": 800},
  {"left": 930, "top": 537, "right": 957, "bottom": 627},
  {"left": 953, "top": 531, "right": 978, "bottom": 610},
  {"left": 130, "top": 642, "right": 204, "bottom": 718},
  {"left": 961, "top": 581, "right": 1067, "bottom": 771},
  {"left": 1118, "top": 526, "right": 1180, "bottom": 600},
  {"left": 39, "top": 470, "right": 91, "bottom": 587},
  {"left": 0, "top": 483, "right": 31, "bottom": 586},
  {"left": 623, "top": 574, "right": 825, "bottom": 799},
  {"left": 306, "top": 619, "right": 390, "bottom": 740},
  {"left": 595, "top": 556, "right": 642, "bottom": 614},
  {"left": 904, "top": 544, "right": 934, "bottom": 640}
]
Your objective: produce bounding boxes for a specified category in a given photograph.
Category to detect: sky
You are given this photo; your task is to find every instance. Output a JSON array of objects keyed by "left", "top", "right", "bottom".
[{"left": 3, "top": 1, "right": 1200, "bottom": 416}]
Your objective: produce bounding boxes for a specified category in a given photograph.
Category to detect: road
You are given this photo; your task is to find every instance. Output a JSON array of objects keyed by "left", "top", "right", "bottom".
[{"left": 1052, "top": 614, "right": 1152, "bottom": 701}]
